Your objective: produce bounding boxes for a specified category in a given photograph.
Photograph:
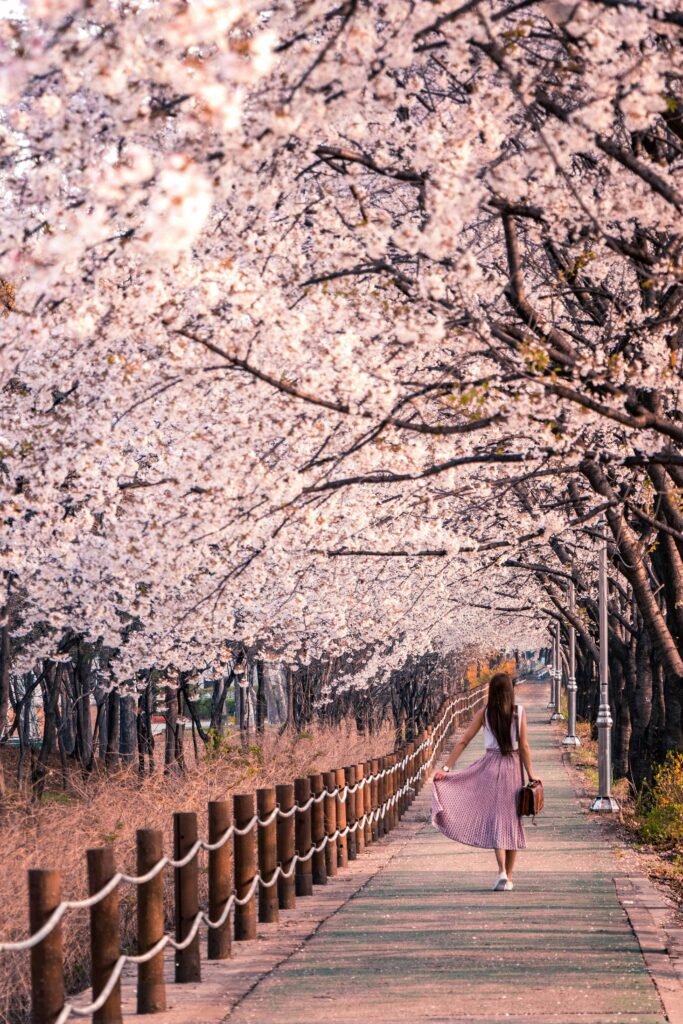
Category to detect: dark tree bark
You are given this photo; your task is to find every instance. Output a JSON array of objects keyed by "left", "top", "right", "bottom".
[
  {"left": 255, "top": 660, "right": 267, "bottom": 735},
  {"left": 73, "top": 647, "right": 94, "bottom": 769},
  {"left": 582, "top": 460, "right": 683, "bottom": 684},
  {"left": 98, "top": 696, "right": 109, "bottom": 760},
  {"left": 58, "top": 686, "right": 76, "bottom": 758},
  {"left": 137, "top": 681, "right": 154, "bottom": 776},
  {"left": 32, "top": 662, "right": 62, "bottom": 799},
  {"left": 210, "top": 673, "right": 228, "bottom": 733},
  {"left": 0, "top": 586, "right": 10, "bottom": 745},
  {"left": 105, "top": 690, "right": 120, "bottom": 767},
  {"left": 611, "top": 653, "right": 631, "bottom": 780},
  {"left": 164, "top": 684, "right": 178, "bottom": 770},
  {"left": 119, "top": 694, "right": 137, "bottom": 764},
  {"left": 663, "top": 669, "right": 683, "bottom": 756}
]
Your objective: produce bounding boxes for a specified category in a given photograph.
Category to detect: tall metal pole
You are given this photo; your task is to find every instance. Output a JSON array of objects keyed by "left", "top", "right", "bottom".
[
  {"left": 547, "top": 631, "right": 555, "bottom": 710},
  {"left": 563, "top": 581, "right": 581, "bottom": 746},
  {"left": 551, "top": 619, "right": 564, "bottom": 721},
  {"left": 591, "top": 523, "right": 619, "bottom": 812}
]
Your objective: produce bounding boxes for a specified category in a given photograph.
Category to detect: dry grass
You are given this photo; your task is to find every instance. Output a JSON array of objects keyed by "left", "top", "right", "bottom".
[{"left": 0, "top": 721, "right": 393, "bottom": 1024}]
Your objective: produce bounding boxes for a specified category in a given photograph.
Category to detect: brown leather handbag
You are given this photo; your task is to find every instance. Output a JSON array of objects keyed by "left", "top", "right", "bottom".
[{"left": 515, "top": 706, "right": 544, "bottom": 819}]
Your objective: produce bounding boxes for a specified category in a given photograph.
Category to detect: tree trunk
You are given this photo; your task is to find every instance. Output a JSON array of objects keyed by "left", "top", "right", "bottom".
[
  {"left": 627, "top": 625, "right": 653, "bottom": 788},
  {"left": 120, "top": 694, "right": 137, "bottom": 764},
  {"left": 164, "top": 685, "right": 178, "bottom": 770},
  {"left": 255, "top": 660, "right": 267, "bottom": 735},
  {"left": 105, "top": 690, "right": 120, "bottom": 767},
  {"left": 98, "top": 697, "right": 109, "bottom": 760},
  {"left": 663, "top": 669, "right": 683, "bottom": 756},
  {"left": 611, "top": 654, "right": 631, "bottom": 780},
  {"left": 174, "top": 690, "right": 185, "bottom": 770},
  {"left": 33, "top": 663, "right": 62, "bottom": 799},
  {"left": 72, "top": 647, "right": 94, "bottom": 770},
  {"left": 210, "top": 674, "right": 227, "bottom": 733},
  {"left": 286, "top": 668, "right": 294, "bottom": 730},
  {"left": 582, "top": 460, "right": 683, "bottom": 685},
  {"left": 137, "top": 684, "right": 154, "bottom": 776}
]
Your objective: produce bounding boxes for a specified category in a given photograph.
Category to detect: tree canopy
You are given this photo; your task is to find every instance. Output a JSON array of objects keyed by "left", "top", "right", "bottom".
[{"left": 1, "top": 1, "right": 682, "bottom": 767}]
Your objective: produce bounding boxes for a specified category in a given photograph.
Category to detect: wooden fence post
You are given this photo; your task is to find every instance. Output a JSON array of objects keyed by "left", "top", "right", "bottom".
[
  {"left": 308, "top": 773, "right": 327, "bottom": 885},
  {"left": 397, "top": 753, "right": 404, "bottom": 822},
  {"left": 354, "top": 764, "right": 365, "bottom": 853},
  {"left": 406, "top": 743, "right": 415, "bottom": 807},
  {"left": 233, "top": 794, "right": 257, "bottom": 940},
  {"left": 386, "top": 756, "right": 394, "bottom": 831},
  {"left": 395, "top": 749, "right": 405, "bottom": 819},
  {"left": 376, "top": 757, "right": 385, "bottom": 838},
  {"left": 322, "top": 771, "right": 338, "bottom": 878},
  {"left": 208, "top": 800, "right": 232, "bottom": 960},
  {"left": 363, "top": 760, "right": 372, "bottom": 845},
  {"left": 276, "top": 783, "right": 296, "bottom": 910},
  {"left": 386, "top": 756, "right": 394, "bottom": 830},
  {"left": 87, "top": 847, "right": 122, "bottom": 1024},
  {"left": 29, "top": 869, "right": 64, "bottom": 1024},
  {"left": 386, "top": 756, "right": 395, "bottom": 831},
  {"left": 257, "top": 788, "right": 279, "bottom": 923},
  {"left": 370, "top": 758, "right": 379, "bottom": 842},
  {"left": 394, "top": 751, "right": 403, "bottom": 820},
  {"left": 416, "top": 733, "right": 425, "bottom": 793},
  {"left": 173, "top": 812, "right": 200, "bottom": 983},
  {"left": 344, "top": 766, "right": 357, "bottom": 860},
  {"left": 393, "top": 753, "right": 401, "bottom": 822},
  {"left": 403, "top": 749, "right": 409, "bottom": 811},
  {"left": 294, "top": 777, "right": 313, "bottom": 896},
  {"left": 136, "top": 829, "right": 166, "bottom": 1014},
  {"left": 335, "top": 767, "right": 348, "bottom": 867}
]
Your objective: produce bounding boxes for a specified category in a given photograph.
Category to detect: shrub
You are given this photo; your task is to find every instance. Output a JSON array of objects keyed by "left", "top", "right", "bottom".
[{"left": 638, "top": 751, "right": 683, "bottom": 847}]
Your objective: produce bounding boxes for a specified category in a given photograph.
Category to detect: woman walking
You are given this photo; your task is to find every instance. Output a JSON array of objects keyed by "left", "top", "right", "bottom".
[{"left": 432, "top": 672, "right": 536, "bottom": 891}]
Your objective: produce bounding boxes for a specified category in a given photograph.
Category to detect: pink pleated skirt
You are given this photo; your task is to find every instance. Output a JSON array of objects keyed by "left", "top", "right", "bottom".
[{"left": 432, "top": 750, "right": 527, "bottom": 850}]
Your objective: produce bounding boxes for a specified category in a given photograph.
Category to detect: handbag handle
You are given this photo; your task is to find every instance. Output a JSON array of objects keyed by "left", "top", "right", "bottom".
[{"left": 515, "top": 705, "right": 526, "bottom": 787}]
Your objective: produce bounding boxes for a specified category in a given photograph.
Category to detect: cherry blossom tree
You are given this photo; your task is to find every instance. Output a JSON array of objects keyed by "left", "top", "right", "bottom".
[{"left": 1, "top": 0, "right": 682, "bottom": 782}]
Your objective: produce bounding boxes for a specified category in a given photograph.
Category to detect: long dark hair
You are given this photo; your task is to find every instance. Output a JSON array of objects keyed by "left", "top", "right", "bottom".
[{"left": 486, "top": 672, "right": 515, "bottom": 756}]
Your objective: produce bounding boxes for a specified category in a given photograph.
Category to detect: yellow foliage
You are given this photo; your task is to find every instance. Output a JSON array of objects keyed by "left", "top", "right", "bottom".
[
  {"left": 0, "top": 277, "right": 16, "bottom": 317},
  {"left": 464, "top": 656, "right": 516, "bottom": 691},
  {"left": 638, "top": 751, "right": 683, "bottom": 847}
]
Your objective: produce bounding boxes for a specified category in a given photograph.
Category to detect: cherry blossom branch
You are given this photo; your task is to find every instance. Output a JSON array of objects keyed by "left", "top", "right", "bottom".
[
  {"left": 302, "top": 452, "right": 529, "bottom": 493},
  {"left": 183, "top": 326, "right": 499, "bottom": 437},
  {"left": 325, "top": 548, "right": 448, "bottom": 557},
  {"left": 545, "top": 383, "right": 683, "bottom": 446},
  {"left": 312, "top": 146, "right": 426, "bottom": 185}
]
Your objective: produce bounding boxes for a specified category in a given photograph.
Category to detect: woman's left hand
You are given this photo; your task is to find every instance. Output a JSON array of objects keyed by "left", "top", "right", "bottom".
[{"left": 433, "top": 770, "right": 449, "bottom": 781}]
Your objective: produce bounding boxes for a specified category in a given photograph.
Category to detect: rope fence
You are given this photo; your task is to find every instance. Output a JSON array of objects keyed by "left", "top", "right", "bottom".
[{"left": 1, "top": 686, "right": 485, "bottom": 1024}]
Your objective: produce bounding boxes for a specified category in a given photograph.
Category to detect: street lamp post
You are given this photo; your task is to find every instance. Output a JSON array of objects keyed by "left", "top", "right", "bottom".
[
  {"left": 563, "top": 581, "right": 581, "bottom": 747},
  {"left": 551, "top": 619, "right": 564, "bottom": 721},
  {"left": 591, "top": 524, "right": 619, "bottom": 812},
  {"left": 547, "top": 635, "right": 556, "bottom": 711}
]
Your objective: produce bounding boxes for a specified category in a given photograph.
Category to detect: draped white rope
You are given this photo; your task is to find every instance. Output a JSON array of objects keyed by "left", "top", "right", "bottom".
[{"left": 0, "top": 685, "right": 485, "bottom": 978}]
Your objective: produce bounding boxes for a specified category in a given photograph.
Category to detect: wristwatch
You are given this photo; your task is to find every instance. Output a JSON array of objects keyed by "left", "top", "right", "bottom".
[{"left": 441, "top": 765, "right": 450, "bottom": 773}]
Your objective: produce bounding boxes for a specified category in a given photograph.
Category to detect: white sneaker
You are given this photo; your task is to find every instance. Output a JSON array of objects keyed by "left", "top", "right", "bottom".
[
  {"left": 493, "top": 873, "right": 508, "bottom": 891},
  {"left": 503, "top": 880, "right": 514, "bottom": 891}
]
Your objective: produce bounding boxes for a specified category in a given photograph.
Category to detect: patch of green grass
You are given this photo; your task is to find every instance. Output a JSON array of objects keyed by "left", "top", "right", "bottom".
[{"left": 42, "top": 791, "right": 76, "bottom": 805}]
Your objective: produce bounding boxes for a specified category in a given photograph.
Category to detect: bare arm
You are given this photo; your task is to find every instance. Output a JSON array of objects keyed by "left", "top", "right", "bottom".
[{"left": 433, "top": 707, "right": 485, "bottom": 779}]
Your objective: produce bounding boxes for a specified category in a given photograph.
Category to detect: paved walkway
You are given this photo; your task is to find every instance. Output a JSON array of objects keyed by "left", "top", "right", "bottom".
[{"left": 225, "top": 680, "right": 671, "bottom": 1023}]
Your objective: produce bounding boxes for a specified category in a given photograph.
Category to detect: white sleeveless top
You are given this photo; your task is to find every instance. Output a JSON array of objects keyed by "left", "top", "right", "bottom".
[{"left": 483, "top": 705, "right": 523, "bottom": 751}]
